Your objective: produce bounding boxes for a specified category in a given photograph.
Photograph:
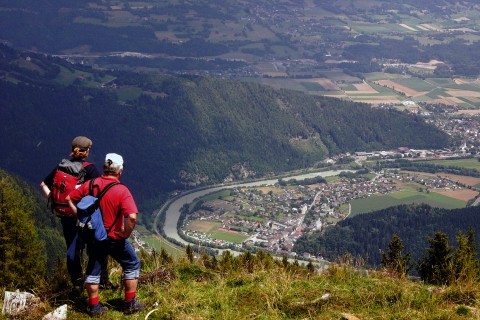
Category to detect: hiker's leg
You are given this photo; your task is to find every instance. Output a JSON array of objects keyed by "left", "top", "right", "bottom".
[
  {"left": 61, "top": 217, "right": 83, "bottom": 286},
  {"left": 85, "top": 241, "right": 107, "bottom": 305},
  {"left": 99, "top": 254, "right": 110, "bottom": 285},
  {"left": 108, "top": 239, "right": 140, "bottom": 299}
]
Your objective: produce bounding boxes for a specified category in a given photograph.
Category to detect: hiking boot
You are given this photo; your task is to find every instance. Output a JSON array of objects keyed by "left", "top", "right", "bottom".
[
  {"left": 88, "top": 303, "right": 108, "bottom": 318},
  {"left": 123, "top": 297, "right": 145, "bottom": 315},
  {"left": 99, "top": 281, "right": 119, "bottom": 290}
]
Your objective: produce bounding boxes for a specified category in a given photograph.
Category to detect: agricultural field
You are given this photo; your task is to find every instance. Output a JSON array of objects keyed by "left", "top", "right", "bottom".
[
  {"left": 186, "top": 220, "right": 248, "bottom": 244},
  {"left": 257, "top": 69, "right": 480, "bottom": 107},
  {"left": 418, "top": 158, "right": 480, "bottom": 171},
  {"left": 135, "top": 225, "right": 184, "bottom": 258},
  {"left": 141, "top": 235, "right": 185, "bottom": 258},
  {"left": 348, "top": 166, "right": 480, "bottom": 217},
  {"left": 349, "top": 189, "right": 467, "bottom": 217},
  {"left": 209, "top": 229, "right": 249, "bottom": 243}
]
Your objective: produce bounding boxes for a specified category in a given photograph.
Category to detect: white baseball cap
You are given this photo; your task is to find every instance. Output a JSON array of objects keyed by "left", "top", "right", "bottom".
[{"left": 105, "top": 153, "right": 124, "bottom": 166}]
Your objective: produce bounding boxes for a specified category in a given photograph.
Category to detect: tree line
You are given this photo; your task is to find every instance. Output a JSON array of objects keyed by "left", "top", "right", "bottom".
[
  {"left": 294, "top": 203, "right": 480, "bottom": 271},
  {"left": 382, "top": 229, "right": 479, "bottom": 287}
]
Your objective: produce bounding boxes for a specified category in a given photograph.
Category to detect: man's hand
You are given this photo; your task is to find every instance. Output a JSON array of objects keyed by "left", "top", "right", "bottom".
[
  {"left": 65, "top": 195, "right": 78, "bottom": 216},
  {"left": 114, "top": 213, "right": 137, "bottom": 239}
]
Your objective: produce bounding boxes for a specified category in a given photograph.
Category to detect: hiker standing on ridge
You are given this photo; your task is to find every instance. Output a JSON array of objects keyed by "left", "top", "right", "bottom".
[
  {"left": 66, "top": 153, "right": 145, "bottom": 317},
  {"left": 40, "top": 136, "right": 116, "bottom": 293}
]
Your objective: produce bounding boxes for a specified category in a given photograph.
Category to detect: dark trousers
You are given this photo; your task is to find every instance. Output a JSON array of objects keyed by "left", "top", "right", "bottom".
[{"left": 61, "top": 217, "right": 110, "bottom": 286}]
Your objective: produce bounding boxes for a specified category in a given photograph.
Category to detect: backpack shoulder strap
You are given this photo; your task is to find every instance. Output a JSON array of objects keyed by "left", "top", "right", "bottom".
[
  {"left": 88, "top": 178, "right": 98, "bottom": 196},
  {"left": 97, "top": 181, "right": 121, "bottom": 200},
  {"left": 93, "top": 181, "right": 123, "bottom": 234}
]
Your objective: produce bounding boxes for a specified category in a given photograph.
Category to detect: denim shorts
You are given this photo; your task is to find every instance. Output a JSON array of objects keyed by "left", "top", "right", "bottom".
[{"left": 85, "top": 238, "right": 140, "bottom": 284}]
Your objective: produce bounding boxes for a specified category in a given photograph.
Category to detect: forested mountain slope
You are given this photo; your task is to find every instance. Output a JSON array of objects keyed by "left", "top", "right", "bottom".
[{"left": 0, "top": 45, "right": 449, "bottom": 208}]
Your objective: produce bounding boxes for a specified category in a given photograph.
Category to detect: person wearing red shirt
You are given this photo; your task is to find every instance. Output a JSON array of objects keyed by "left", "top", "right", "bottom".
[
  {"left": 40, "top": 136, "right": 116, "bottom": 293},
  {"left": 66, "top": 153, "right": 144, "bottom": 317}
]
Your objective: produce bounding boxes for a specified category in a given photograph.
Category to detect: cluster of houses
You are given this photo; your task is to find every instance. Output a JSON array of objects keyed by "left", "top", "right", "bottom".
[
  {"left": 180, "top": 173, "right": 399, "bottom": 258},
  {"left": 178, "top": 154, "right": 475, "bottom": 260}
]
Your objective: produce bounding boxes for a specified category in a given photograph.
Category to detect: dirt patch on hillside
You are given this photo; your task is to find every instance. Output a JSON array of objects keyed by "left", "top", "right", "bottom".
[
  {"left": 188, "top": 220, "right": 220, "bottom": 233},
  {"left": 454, "top": 109, "right": 480, "bottom": 115},
  {"left": 432, "top": 188, "right": 478, "bottom": 202},
  {"left": 446, "top": 89, "right": 480, "bottom": 97},
  {"left": 345, "top": 81, "right": 378, "bottom": 94},
  {"left": 437, "top": 173, "right": 480, "bottom": 186},
  {"left": 431, "top": 97, "right": 462, "bottom": 106}
]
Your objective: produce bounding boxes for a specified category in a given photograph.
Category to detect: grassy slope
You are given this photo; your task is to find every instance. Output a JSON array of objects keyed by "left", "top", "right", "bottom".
[{"left": 13, "top": 253, "right": 480, "bottom": 319}]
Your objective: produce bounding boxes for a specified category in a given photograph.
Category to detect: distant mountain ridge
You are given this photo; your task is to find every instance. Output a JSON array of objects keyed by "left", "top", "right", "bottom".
[
  {"left": 1, "top": 0, "right": 480, "bottom": 78},
  {"left": 1, "top": 0, "right": 477, "bottom": 55},
  {"left": 0, "top": 45, "right": 449, "bottom": 209}
]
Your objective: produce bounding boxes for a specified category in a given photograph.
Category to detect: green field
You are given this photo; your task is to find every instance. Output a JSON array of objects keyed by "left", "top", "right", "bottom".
[
  {"left": 142, "top": 235, "right": 185, "bottom": 259},
  {"left": 135, "top": 225, "right": 185, "bottom": 258},
  {"left": 418, "top": 158, "right": 480, "bottom": 170},
  {"left": 395, "top": 78, "right": 436, "bottom": 91},
  {"left": 349, "top": 190, "right": 466, "bottom": 217},
  {"left": 210, "top": 229, "right": 249, "bottom": 243}
]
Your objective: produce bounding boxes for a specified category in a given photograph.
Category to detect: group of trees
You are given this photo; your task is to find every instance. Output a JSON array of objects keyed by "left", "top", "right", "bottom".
[
  {"left": 0, "top": 169, "right": 61, "bottom": 289},
  {"left": 383, "top": 229, "right": 479, "bottom": 286}
]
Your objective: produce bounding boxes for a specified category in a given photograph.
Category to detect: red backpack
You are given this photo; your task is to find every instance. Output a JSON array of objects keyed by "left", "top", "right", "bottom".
[{"left": 49, "top": 159, "right": 91, "bottom": 217}]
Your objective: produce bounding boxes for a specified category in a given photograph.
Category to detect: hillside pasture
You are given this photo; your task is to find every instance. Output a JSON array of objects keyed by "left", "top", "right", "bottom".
[{"left": 349, "top": 189, "right": 466, "bottom": 216}]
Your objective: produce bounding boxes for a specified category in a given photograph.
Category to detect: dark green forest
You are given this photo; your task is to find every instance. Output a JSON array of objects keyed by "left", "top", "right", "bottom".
[{"left": 294, "top": 203, "right": 480, "bottom": 269}]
